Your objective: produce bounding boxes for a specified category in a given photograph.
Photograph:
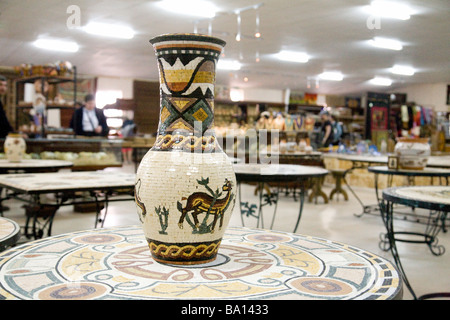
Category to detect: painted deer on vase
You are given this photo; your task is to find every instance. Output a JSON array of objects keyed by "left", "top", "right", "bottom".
[{"left": 177, "top": 178, "right": 234, "bottom": 233}]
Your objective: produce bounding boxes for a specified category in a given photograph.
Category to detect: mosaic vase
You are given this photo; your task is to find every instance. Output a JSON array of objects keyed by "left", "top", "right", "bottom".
[
  {"left": 394, "top": 137, "right": 430, "bottom": 170},
  {"left": 4, "top": 133, "right": 26, "bottom": 162},
  {"left": 135, "top": 34, "right": 236, "bottom": 265}
]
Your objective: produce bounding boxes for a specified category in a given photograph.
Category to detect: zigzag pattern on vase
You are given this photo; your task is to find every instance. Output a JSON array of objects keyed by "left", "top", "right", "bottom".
[{"left": 158, "top": 57, "right": 216, "bottom": 98}]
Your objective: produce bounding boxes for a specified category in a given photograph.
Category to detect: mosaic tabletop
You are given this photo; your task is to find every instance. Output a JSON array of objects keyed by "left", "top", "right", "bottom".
[
  {"left": 0, "top": 226, "right": 402, "bottom": 300},
  {"left": 0, "top": 159, "right": 73, "bottom": 172},
  {"left": 426, "top": 156, "right": 450, "bottom": 168},
  {"left": 0, "top": 171, "right": 135, "bottom": 193},
  {"left": 233, "top": 164, "right": 328, "bottom": 182},
  {"left": 382, "top": 186, "right": 450, "bottom": 212},
  {"left": 268, "top": 151, "right": 323, "bottom": 157},
  {"left": 368, "top": 165, "right": 450, "bottom": 177},
  {"left": 337, "top": 155, "right": 450, "bottom": 168},
  {"left": 0, "top": 217, "right": 20, "bottom": 251},
  {"left": 337, "top": 154, "right": 388, "bottom": 164}
]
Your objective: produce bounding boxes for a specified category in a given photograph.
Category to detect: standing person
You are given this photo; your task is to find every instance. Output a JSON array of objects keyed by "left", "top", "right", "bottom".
[
  {"left": 0, "top": 75, "right": 13, "bottom": 138},
  {"left": 70, "top": 94, "right": 109, "bottom": 137},
  {"left": 330, "top": 115, "right": 343, "bottom": 146},
  {"left": 319, "top": 109, "right": 333, "bottom": 148}
]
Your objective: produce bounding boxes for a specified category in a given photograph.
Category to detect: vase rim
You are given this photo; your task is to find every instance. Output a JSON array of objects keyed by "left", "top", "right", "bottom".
[{"left": 150, "top": 33, "right": 226, "bottom": 47}]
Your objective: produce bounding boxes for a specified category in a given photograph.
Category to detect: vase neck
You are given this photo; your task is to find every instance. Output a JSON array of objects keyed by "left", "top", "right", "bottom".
[{"left": 150, "top": 34, "right": 225, "bottom": 152}]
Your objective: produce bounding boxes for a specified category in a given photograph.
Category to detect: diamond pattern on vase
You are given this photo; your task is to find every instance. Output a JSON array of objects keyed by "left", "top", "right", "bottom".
[
  {"left": 182, "top": 99, "right": 214, "bottom": 132},
  {"left": 159, "top": 96, "right": 214, "bottom": 134}
]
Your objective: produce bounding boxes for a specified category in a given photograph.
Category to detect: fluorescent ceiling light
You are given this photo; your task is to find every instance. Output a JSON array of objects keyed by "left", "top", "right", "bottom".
[
  {"left": 230, "top": 88, "right": 244, "bottom": 102},
  {"left": 276, "top": 51, "right": 309, "bottom": 63},
  {"left": 217, "top": 60, "right": 241, "bottom": 71},
  {"left": 33, "top": 39, "right": 79, "bottom": 52},
  {"left": 370, "top": 77, "right": 392, "bottom": 86},
  {"left": 319, "top": 71, "right": 343, "bottom": 81},
  {"left": 155, "top": 0, "right": 218, "bottom": 18},
  {"left": 84, "top": 22, "right": 135, "bottom": 39},
  {"left": 390, "top": 65, "right": 415, "bottom": 76},
  {"left": 369, "top": 37, "right": 403, "bottom": 51},
  {"left": 369, "top": 1, "right": 412, "bottom": 20}
]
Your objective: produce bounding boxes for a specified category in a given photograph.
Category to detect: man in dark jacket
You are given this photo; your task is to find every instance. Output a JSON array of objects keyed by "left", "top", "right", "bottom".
[
  {"left": 70, "top": 94, "right": 109, "bottom": 137},
  {"left": 0, "top": 75, "right": 13, "bottom": 138}
]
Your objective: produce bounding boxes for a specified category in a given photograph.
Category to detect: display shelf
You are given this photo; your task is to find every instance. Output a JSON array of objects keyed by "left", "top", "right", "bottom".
[
  {"left": 13, "top": 67, "right": 77, "bottom": 137},
  {"left": 14, "top": 75, "right": 74, "bottom": 85},
  {"left": 0, "top": 137, "right": 123, "bottom": 170}
]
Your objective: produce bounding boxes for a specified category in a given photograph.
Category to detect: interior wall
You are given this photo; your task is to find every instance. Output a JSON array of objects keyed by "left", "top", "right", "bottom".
[
  {"left": 96, "top": 76, "right": 134, "bottom": 99},
  {"left": 392, "top": 82, "right": 449, "bottom": 112},
  {"left": 133, "top": 80, "right": 160, "bottom": 134},
  {"left": 242, "top": 88, "right": 285, "bottom": 104}
]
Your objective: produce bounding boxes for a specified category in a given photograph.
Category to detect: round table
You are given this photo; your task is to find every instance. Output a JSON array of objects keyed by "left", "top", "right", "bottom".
[
  {"left": 368, "top": 166, "right": 450, "bottom": 230},
  {"left": 368, "top": 166, "right": 450, "bottom": 202},
  {"left": 265, "top": 151, "right": 323, "bottom": 164},
  {"left": 337, "top": 154, "right": 450, "bottom": 168},
  {"left": 0, "top": 225, "right": 403, "bottom": 300},
  {"left": 426, "top": 155, "right": 450, "bottom": 168},
  {"left": 381, "top": 186, "right": 450, "bottom": 300},
  {"left": 337, "top": 154, "right": 387, "bottom": 165},
  {"left": 336, "top": 154, "right": 388, "bottom": 216},
  {"left": 0, "top": 159, "right": 74, "bottom": 173},
  {"left": 0, "top": 217, "right": 20, "bottom": 252},
  {"left": 233, "top": 164, "right": 328, "bottom": 232}
]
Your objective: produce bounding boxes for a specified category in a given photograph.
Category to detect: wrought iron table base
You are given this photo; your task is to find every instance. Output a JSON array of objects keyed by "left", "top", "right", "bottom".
[
  {"left": 238, "top": 181, "right": 306, "bottom": 233},
  {"left": 380, "top": 198, "right": 449, "bottom": 300},
  {"left": 1, "top": 190, "right": 133, "bottom": 240}
]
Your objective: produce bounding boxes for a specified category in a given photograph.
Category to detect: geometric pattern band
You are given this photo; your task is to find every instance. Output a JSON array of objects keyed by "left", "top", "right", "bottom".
[{"left": 150, "top": 34, "right": 226, "bottom": 152}]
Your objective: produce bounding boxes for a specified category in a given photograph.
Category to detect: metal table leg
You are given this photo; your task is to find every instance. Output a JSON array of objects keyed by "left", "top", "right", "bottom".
[
  {"left": 293, "top": 181, "right": 306, "bottom": 233},
  {"left": 379, "top": 199, "right": 418, "bottom": 300}
]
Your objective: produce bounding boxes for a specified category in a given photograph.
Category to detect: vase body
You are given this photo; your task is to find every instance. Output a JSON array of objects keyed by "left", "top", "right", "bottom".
[
  {"left": 135, "top": 34, "right": 236, "bottom": 265},
  {"left": 394, "top": 137, "right": 430, "bottom": 170},
  {"left": 4, "top": 133, "right": 26, "bottom": 162}
]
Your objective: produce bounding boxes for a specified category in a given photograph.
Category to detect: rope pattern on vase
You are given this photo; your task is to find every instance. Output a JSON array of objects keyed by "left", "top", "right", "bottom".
[
  {"left": 148, "top": 241, "right": 220, "bottom": 259},
  {"left": 153, "top": 134, "right": 217, "bottom": 152}
]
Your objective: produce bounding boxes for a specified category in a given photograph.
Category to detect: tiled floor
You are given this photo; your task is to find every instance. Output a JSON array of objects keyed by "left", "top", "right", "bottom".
[{"left": 3, "top": 163, "right": 449, "bottom": 300}]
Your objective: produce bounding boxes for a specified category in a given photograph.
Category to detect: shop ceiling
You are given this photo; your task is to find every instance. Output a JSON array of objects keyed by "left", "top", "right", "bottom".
[{"left": 0, "top": 0, "right": 449, "bottom": 96}]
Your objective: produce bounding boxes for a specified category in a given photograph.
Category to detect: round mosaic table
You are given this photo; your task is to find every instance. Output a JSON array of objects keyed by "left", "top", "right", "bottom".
[
  {"left": 381, "top": 186, "right": 450, "bottom": 300},
  {"left": 368, "top": 166, "right": 450, "bottom": 206},
  {"left": 0, "top": 225, "right": 402, "bottom": 300},
  {"left": 0, "top": 217, "right": 20, "bottom": 252},
  {"left": 335, "top": 154, "right": 388, "bottom": 216},
  {"left": 233, "top": 164, "right": 328, "bottom": 232},
  {"left": 0, "top": 159, "right": 73, "bottom": 173}
]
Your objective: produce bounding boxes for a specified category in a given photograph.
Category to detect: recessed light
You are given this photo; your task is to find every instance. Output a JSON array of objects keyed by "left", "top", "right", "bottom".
[
  {"left": 275, "top": 51, "right": 309, "bottom": 63},
  {"left": 369, "top": 37, "right": 403, "bottom": 51},
  {"left": 319, "top": 71, "right": 344, "bottom": 81},
  {"left": 155, "top": 0, "right": 218, "bottom": 18},
  {"left": 33, "top": 38, "right": 79, "bottom": 52},
  {"left": 390, "top": 65, "right": 415, "bottom": 76},
  {"left": 84, "top": 22, "right": 135, "bottom": 39},
  {"left": 369, "top": 1, "right": 412, "bottom": 20},
  {"left": 370, "top": 77, "right": 392, "bottom": 86}
]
